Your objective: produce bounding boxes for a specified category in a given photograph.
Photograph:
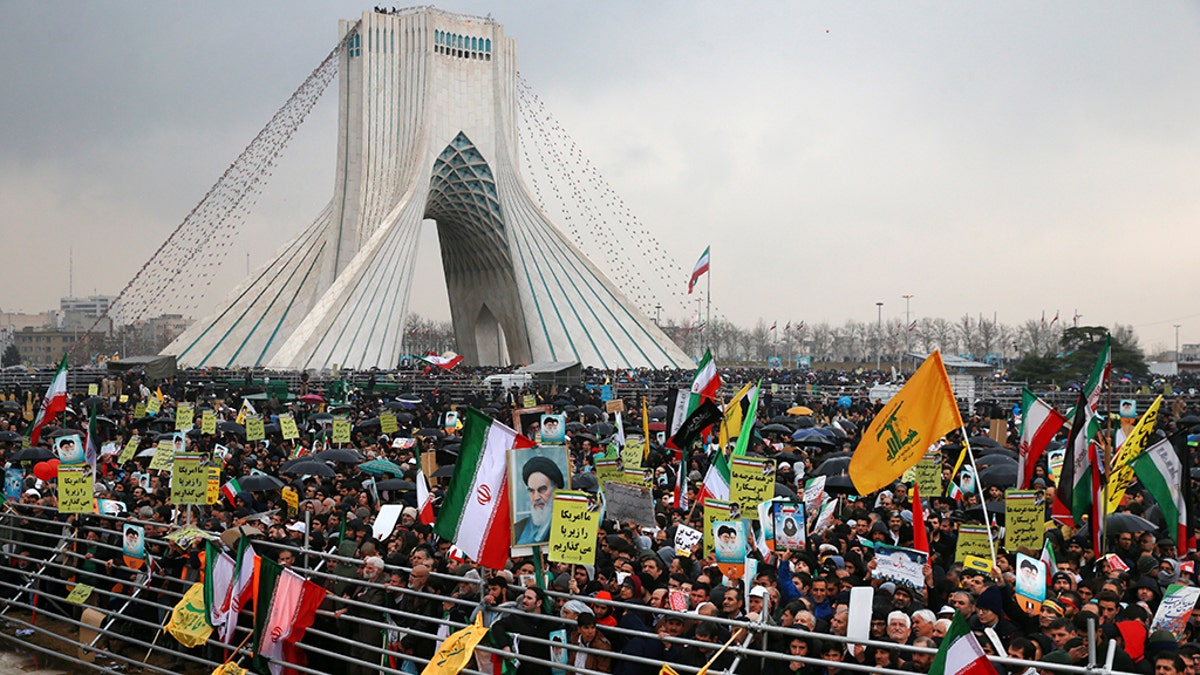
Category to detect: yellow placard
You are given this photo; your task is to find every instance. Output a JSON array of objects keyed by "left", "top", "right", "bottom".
[
  {"left": 729, "top": 456, "right": 776, "bottom": 518},
  {"left": 175, "top": 404, "right": 194, "bottom": 432},
  {"left": 595, "top": 459, "right": 622, "bottom": 488},
  {"left": 548, "top": 490, "right": 600, "bottom": 566},
  {"left": 332, "top": 417, "right": 351, "bottom": 445},
  {"left": 201, "top": 411, "right": 217, "bottom": 435},
  {"left": 118, "top": 436, "right": 140, "bottom": 465},
  {"left": 911, "top": 451, "right": 943, "bottom": 497},
  {"left": 145, "top": 397, "right": 162, "bottom": 415},
  {"left": 282, "top": 486, "right": 299, "bottom": 517},
  {"left": 206, "top": 467, "right": 221, "bottom": 505},
  {"left": 1005, "top": 489, "right": 1045, "bottom": 553},
  {"left": 621, "top": 468, "right": 651, "bottom": 487},
  {"left": 134, "top": 402, "right": 147, "bottom": 419},
  {"left": 703, "top": 498, "right": 735, "bottom": 558},
  {"left": 87, "top": 384, "right": 99, "bottom": 396},
  {"left": 165, "top": 582, "right": 213, "bottom": 649},
  {"left": 522, "top": 395, "right": 537, "bottom": 409},
  {"left": 58, "top": 466, "right": 94, "bottom": 514},
  {"left": 119, "top": 394, "right": 129, "bottom": 404},
  {"left": 245, "top": 415, "right": 265, "bottom": 442},
  {"left": 1107, "top": 396, "right": 1163, "bottom": 513},
  {"left": 621, "top": 438, "right": 644, "bottom": 472},
  {"left": 962, "top": 555, "right": 994, "bottom": 574},
  {"left": 149, "top": 441, "right": 174, "bottom": 471},
  {"left": 171, "top": 455, "right": 207, "bottom": 505},
  {"left": 65, "top": 583, "right": 95, "bottom": 605},
  {"left": 955, "top": 525, "right": 993, "bottom": 564},
  {"left": 380, "top": 413, "right": 399, "bottom": 435},
  {"left": 279, "top": 414, "right": 299, "bottom": 440}
]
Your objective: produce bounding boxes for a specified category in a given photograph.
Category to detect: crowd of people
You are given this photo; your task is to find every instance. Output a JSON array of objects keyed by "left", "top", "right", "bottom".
[{"left": 2, "top": 363, "right": 1200, "bottom": 675}]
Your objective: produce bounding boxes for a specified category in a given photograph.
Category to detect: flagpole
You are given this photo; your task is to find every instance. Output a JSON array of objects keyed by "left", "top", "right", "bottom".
[
  {"left": 705, "top": 248, "right": 712, "bottom": 354},
  {"left": 961, "top": 432, "right": 998, "bottom": 571}
]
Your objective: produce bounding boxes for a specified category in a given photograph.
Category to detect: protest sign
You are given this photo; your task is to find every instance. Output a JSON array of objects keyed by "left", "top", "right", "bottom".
[
  {"left": 123, "top": 524, "right": 146, "bottom": 560},
  {"left": 1047, "top": 449, "right": 1065, "bottom": 484},
  {"left": 621, "top": 467, "right": 652, "bottom": 488},
  {"left": 282, "top": 486, "right": 299, "bottom": 517},
  {"left": 872, "top": 544, "right": 927, "bottom": 591},
  {"left": 713, "top": 520, "right": 747, "bottom": 580},
  {"left": 548, "top": 490, "right": 600, "bottom": 565},
  {"left": 245, "top": 415, "right": 265, "bottom": 442},
  {"left": 206, "top": 467, "right": 221, "bottom": 505},
  {"left": 674, "top": 524, "right": 702, "bottom": 556},
  {"left": 4, "top": 468, "right": 23, "bottom": 501},
  {"left": 87, "top": 383, "right": 98, "bottom": 396},
  {"left": 380, "top": 413, "right": 398, "bottom": 434},
  {"left": 175, "top": 404, "right": 194, "bottom": 432},
  {"left": 605, "top": 399, "right": 625, "bottom": 414},
  {"left": 956, "top": 524, "right": 993, "bottom": 564},
  {"left": 279, "top": 414, "right": 299, "bottom": 440},
  {"left": 1014, "top": 553, "right": 1046, "bottom": 614},
  {"left": 171, "top": 454, "right": 207, "bottom": 505},
  {"left": 803, "top": 476, "right": 826, "bottom": 516},
  {"left": 703, "top": 498, "right": 735, "bottom": 558},
  {"left": 757, "top": 498, "right": 779, "bottom": 551},
  {"left": 774, "top": 501, "right": 807, "bottom": 551},
  {"left": 1005, "top": 489, "right": 1045, "bottom": 553},
  {"left": 331, "top": 417, "right": 351, "bottom": 445},
  {"left": 603, "top": 482, "right": 655, "bottom": 528},
  {"left": 201, "top": 411, "right": 216, "bottom": 435},
  {"left": 1152, "top": 584, "right": 1200, "bottom": 638},
  {"left": 911, "top": 450, "right": 943, "bottom": 497},
  {"left": 213, "top": 443, "right": 231, "bottom": 465},
  {"left": 149, "top": 441, "right": 174, "bottom": 471},
  {"left": 522, "top": 395, "right": 537, "bottom": 409},
  {"left": 729, "top": 456, "right": 776, "bottom": 518},
  {"left": 118, "top": 436, "right": 140, "bottom": 464},
  {"left": 58, "top": 466, "right": 94, "bottom": 514},
  {"left": 595, "top": 459, "right": 622, "bottom": 488},
  {"left": 134, "top": 402, "right": 147, "bottom": 419},
  {"left": 621, "top": 438, "right": 644, "bottom": 472},
  {"left": 145, "top": 397, "right": 161, "bottom": 415},
  {"left": 65, "top": 583, "right": 95, "bottom": 605}
]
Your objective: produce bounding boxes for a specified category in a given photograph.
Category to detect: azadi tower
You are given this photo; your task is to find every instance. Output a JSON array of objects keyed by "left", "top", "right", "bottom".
[{"left": 167, "top": 8, "right": 689, "bottom": 370}]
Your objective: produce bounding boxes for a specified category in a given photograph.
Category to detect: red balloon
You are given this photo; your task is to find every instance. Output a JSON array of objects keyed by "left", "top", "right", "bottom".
[{"left": 33, "top": 462, "right": 52, "bottom": 481}]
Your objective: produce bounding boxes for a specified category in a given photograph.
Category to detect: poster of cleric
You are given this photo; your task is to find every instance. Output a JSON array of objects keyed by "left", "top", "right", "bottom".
[{"left": 509, "top": 445, "right": 571, "bottom": 547}]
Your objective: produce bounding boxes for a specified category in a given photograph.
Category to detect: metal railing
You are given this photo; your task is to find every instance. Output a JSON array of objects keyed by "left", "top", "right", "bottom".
[{"left": 0, "top": 504, "right": 1140, "bottom": 675}]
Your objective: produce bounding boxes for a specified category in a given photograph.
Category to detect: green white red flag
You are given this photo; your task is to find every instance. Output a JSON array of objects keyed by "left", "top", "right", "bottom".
[
  {"left": 930, "top": 611, "right": 998, "bottom": 675},
  {"left": 688, "top": 246, "right": 710, "bottom": 294},
  {"left": 1017, "top": 388, "right": 1066, "bottom": 489},
  {"left": 28, "top": 354, "right": 68, "bottom": 447}
]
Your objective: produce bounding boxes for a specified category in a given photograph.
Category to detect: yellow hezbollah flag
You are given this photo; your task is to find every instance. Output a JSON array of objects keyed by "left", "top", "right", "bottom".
[
  {"left": 165, "top": 582, "right": 213, "bottom": 648},
  {"left": 849, "top": 350, "right": 963, "bottom": 495},
  {"left": 719, "top": 382, "right": 754, "bottom": 449},
  {"left": 421, "top": 612, "right": 489, "bottom": 675},
  {"left": 1106, "top": 395, "right": 1163, "bottom": 514},
  {"left": 211, "top": 663, "right": 248, "bottom": 675}
]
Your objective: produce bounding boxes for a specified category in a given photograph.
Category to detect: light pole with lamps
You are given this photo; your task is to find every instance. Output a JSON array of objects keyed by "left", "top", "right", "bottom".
[
  {"left": 901, "top": 294, "right": 913, "bottom": 372},
  {"left": 1175, "top": 324, "right": 1182, "bottom": 362},
  {"left": 876, "top": 301, "right": 883, "bottom": 371}
]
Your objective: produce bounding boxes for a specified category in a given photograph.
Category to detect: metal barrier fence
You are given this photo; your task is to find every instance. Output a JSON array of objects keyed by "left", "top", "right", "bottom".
[{"left": 0, "top": 504, "right": 1140, "bottom": 675}]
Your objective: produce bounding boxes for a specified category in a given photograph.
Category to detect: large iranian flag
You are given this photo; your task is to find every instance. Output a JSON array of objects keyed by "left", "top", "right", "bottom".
[
  {"left": 434, "top": 408, "right": 534, "bottom": 570},
  {"left": 253, "top": 557, "right": 326, "bottom": 675},
  {"left": 931, "top": 611, "right": 998, "bottom": 675},
  {"left": 1055, "top": 336, "right": 1110, "bottom": 530},
  {"left": 28, "top": 354, "right": 68, "bottom": 447},
  {"left": 1133, "top": 436, "right": 1188, "bottom": 557},
  {"left": 1017, "top": 388, "right": 1066, "bottom": 490},
  {"left": 688, "top": 246, "right": 710, "bottom": 294},
  {"left": 687, "top": 349, "right": 721, "bottom": 413}
]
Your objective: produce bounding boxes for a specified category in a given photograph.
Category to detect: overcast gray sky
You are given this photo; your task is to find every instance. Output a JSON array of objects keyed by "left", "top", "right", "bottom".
[{"left": 2, "top": 1, "right": 1198, "bottom": 354}]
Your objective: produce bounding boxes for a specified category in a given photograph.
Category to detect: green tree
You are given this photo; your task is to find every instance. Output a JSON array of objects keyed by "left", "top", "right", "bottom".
[
  {"left": 1010, "top": 326, "right": 1148, "bottom": 385},
  {"left": 1, "top": 344, "right": 19, "bottom": 368}
]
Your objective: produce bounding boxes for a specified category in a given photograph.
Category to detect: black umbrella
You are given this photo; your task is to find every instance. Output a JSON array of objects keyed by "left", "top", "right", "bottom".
[
  {"left": 815, "top": 456, "right": 852, "bottom": 477},
  {"left": 762, "top": 424, "right": 793, "bottom": 435},
  {"left": 590, "top": 422, "right": 616, "bottom": 438},
  {"left": 768, "top": 416, "right": 797, "bottom": 428},
  {"left": 0, "top": 401, "right": 21, "bottom": 413},
  {"left": 774, "top": 483, "right": 798, "bottom": 499},
  {"left": 0, "top": 430, "right": 22, "bottom": 442},
  {"left": 1106, "top": 512, "right": 1157, "bottom": 535},
  {"left": 969, "top": 435, "right": 1002, "bottom": 448},
  {"left": 376, "top": 478, "right": 414, "bottom": 491},
  {"left": 824, "top": 475, "right": 858, "bottom": 495},
  {"left": 396, "top": 412, "right": 415, "bottom": 424},
  {"left": 1178, "top": 414, "right": 1200, "bottom": 428},
  {"left": 95, "top": 416, "right": 118, "bottom": 427},
  {"left": 572, "top": 432, "right": 597, "bottom": 443},
  {"left": 238, "top": 474, "right": 284, "bottom": 492},
  {"left": 565, "top": 421, "right": 587, "bottom": 432},
  {"left": 984, "top": 501, "right": 1006, "bottom": 523},
  {"left": 315, "top": 448, "right": 364, "bottom": 464},
  {"left": 262, "top": 423, "right": 281, "bottom": 435},
  {"left": 579, "top": 405, "right": 603, "bottom": 418},
  {"left": 792, "top": 416, "right": 815, "bottom": 429},
  {"left": 975, "top": 454, "right": 1017, "bottom": 468},
  {"left": 11, "top": 446, "right": 54, "bottom": 462},
  {"left": 47, "top": 428, "right": 85, "bottom": 439},
  {"left": 311, "top": 413, "right": 334, "bottom": 423},
  {"left": 978, "top": 464, "right": 1017, "bottom": 488},
  {"left": 649, "top": 405, "right": 667, "bottom": 420},
  {"left": 218, "top": 421, "right": 246, "bottom": 436},
  {"left": 975, "top": 446, "right": 1018, "bottom": 459},
  {"left": 791, "top": 429, "right": 837, "bottom": 448},
  {"left": 382, "top": 401, "right": 407, "bottom": 410},
  {"left": 1191, "top": 467, "right": 1200, "bottom": 480},
  {"left": 397, "top": 394, "right": 423, "bottom": 405},
  {"left": 282, "top": 460, "right": 336, "bottom": 477},
  {"left": 355, "top": 417, "right": 381, "bottom": 431},
  {"left": 415, "top": 428, "right": 444, "bottom": 438},
  {"left": 433, "top": 465, "right": 455, "bottom": 478}
]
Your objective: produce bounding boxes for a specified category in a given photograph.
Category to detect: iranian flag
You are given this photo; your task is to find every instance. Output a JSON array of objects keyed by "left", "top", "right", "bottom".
[
  {"left": 1040, "top": 538, "right": 1058, "bottom": 583},
  {"left": 221, "top": 478, "right": 242, "bottom": 505},
  {"left": 1017, "top": 388, "right": 1066, "bottom": 489},
  {"left": 28, "top": 354, "right": 68, "bottom": 447},
  {"left": 1133, "top": 435, "right": 1188, "bottom": 557},
  {"left": 731, "top": 382, "right": 761, "bottom": 457},
  {"left": 216, "top": 540, "right": 256, "bottom": 644},
  {"left": 416, "top": 467, "right": 435, "bottom": 525},
  {"left": 688, "top": 246, "right": 710, "bottom": 294},
  {"left": 421, "top": 351, "right": 464, "bottom": 370},
  {"left": 930, "top": 611, "right": 998, "bottom": 675},
  {"left": 434, "top": 408, "right": 534, "bottom": 570},
  {"left": 687, "top": 349, "right": 721, "bottom": 412},
  {"left": 1055, "top": 336, "right": 1110, "bottom": 530},
  {"left": 253, "top": 557, "right": 326, "bottom": 675},
  {"left": 697, "top": 452, "right": 730, "bottom": 503}
]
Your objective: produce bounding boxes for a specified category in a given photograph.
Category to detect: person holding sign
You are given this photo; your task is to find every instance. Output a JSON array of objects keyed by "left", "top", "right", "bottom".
[{"left": 514, "top": 454, "right": 566, "bottom": 545}]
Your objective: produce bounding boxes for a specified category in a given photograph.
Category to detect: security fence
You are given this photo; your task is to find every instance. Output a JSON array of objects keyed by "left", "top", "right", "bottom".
[{"left": 0, "top": 504, "right": 1138, "bottom": 675}]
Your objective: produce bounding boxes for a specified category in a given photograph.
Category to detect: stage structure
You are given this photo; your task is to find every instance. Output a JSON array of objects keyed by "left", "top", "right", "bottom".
[{"left": 166, "top": 8, "right": 688, "bottom": 370}]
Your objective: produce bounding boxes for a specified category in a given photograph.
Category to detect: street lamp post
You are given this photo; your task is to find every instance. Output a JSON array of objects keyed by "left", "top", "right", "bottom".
[
  {"left": 901, "top": 294, "right": 913, "bottom": 372},
  {"left": 1175, "top": 324, "right": 1182, "bottom": 362},
  {"left": 875, "top": 301, "right": 883, "bottom": 371}
]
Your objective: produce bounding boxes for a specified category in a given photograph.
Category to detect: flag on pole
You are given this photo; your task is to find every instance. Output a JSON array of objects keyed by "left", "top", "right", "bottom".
[
  {"left": 1017, "top": 388, "right": 1066, "bottom": 490},
  {"left": 434, "top": 408, "right": 534, "bottom": 570},
  {"left": 907, "top": 320, "right": 918, "bottom": 333},
  {"left": 769, "top": 322, "right": 777, "bottom": 331},
  {"left": 1106, "top": 395, "right": 1163, "bottom": 513},
  {"left": 687, "top": 349, "right": 721, "bottom": 414},
  {"left": 215, "top": 539, "right": 256, "bottom": 644},
  {"left": 236, "top": 399, "right": 257, "bottom": 426},
  {"left": 1051, "top": 311, "right": 1059, "bottom": 324},
  {"left": 930, "top": 611, "right": 998, "bottom": 675},
  {"left": 697, "top": 452, "right": 731, "bottom": 503},
  {"left": 719, "top": 382, "right": 754, "bottom": 449},
  {"left": 1132, "top": 435, "right": 1189, "bottom": 558},
  {"left": 422, "top": 613, "right": 490, "bottom": 675},
  {"left": 253, "top": 557, "right": 327, "bottom": 675},
  {"left": 221, "top": 478, "right": 242, "bottom": 505},
  {"left": 416, "top": 467, "right": 436, "bottom": 525},
  {"left": 731, "top": 382, "right": 761, "bottom": 457},
  {"left": 673, "top": 449, "right": 689, "bottom": 510},
  {"left": 1040, "top": 539, "right": 1058, "bottom": 584},
  {"left": 84, "top": 403, "right": 99, "bottom": 471},
  {"left": 421, "top": 352, "right": 464, "bottom": 370},
  {"left": 848, "top": 351, "right": 963, "bottom": 495},
  {"left": 1055, "top": 336, "right": 1110, "bottom": 531},
  {"left": 28, "top": 354, "right": 68, "bottom": 447},
  {"left": 911, "top": 483, "right": 929, "bottom": 555},
  {"left": 688, "top": 246, "right": 710, "bottom": 294},
  {"left": 667, "top": 400, "right": 722, "bottom": 452}
]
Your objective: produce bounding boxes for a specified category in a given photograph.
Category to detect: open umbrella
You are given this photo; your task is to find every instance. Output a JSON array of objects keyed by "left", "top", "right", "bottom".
[
  {"left": 824, "top": 475, "right": 858, "bottom": 495},
  {"left": 984, "top": 501, "right": 1006, "bottom": 524},
  {"left": 1178, "top": 414, "right": 1200, "bottom": 429},
  {"left": 433, "top": 465, "right": 455, "bottom": 478},
  {"left": 315, "top": 448, "right": 364, "bottom": 464},
  {"left": 311, "top": 413, "right": 334, "bottom": 423},
  {"left": 221, "top": 525, "right": 263, "bottom": 549},
  {"left": 579, "top": 405, "right": 603, "bottom": 418},
  {"left": 649, "top": 405, "right": 667, "bottom": 420},
  {"left": 815, "top": 456, "right": 852, "bottom": 477},
  {"left": 10, "top": 446, "right": 54, "bottom": 462},
  {"left": 299, "top": 394, "right": 326, "bottom": 404},
  {"left": 761, "top": 424, "right": 793, "bottom": 435},
  {"left": 282, "top": 460, "right": 336, "bottom": 477},
  {"left": 975, "top": 454, "right": 1017, "bottom": 468},
  {"left": 1106, "top": 512, "right": 1157, "bottom": 535},
  {"left": 47, "top": 428, "right": 85, "bottom": 439},
  {"left": 975, "top": 446, "right": 1018, "bottom": 459},
  {"left": 590, "top": 422, "right": 616, "bottom": 438},
  {"left": 565, "top": 421, "right": 587, "bottom": 433},
  {"left": 238, "top": 474, "right": 284, "bottom": 492},
  {"left": 0, "top": 401, "right": 21, "bottom": 413},
  {"left": 787, "top": 406, "right": 814, "bottom": 416},
  {"left": 376, "top": 478, "right": 415, "bottom": 491},
  {"left": 968, "top": 435, "right": 1002, "bottom": 449},
  {"left": 358, "top": 459, "right": 405, "bottom": 476},
  {"left": 791, "top": 429, "right": 837, "bottom": 448},
  {"left": 774, "top": 483, "right": 798, "bottom": 499},
  {"left": 978, "top": 464, "right": 1017, "bottom": 488},
  {"left": 218, "top": 421, "right": 246, "bottom": 436},
  {"left": 0, "top": 430, "right": 22, "bottom": 442},
  {"left": 355, "top": 417, "right": 381, "bottom": 431},
  {"left": 415, "top": 428, "right": 444, "bottom": 439}
]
